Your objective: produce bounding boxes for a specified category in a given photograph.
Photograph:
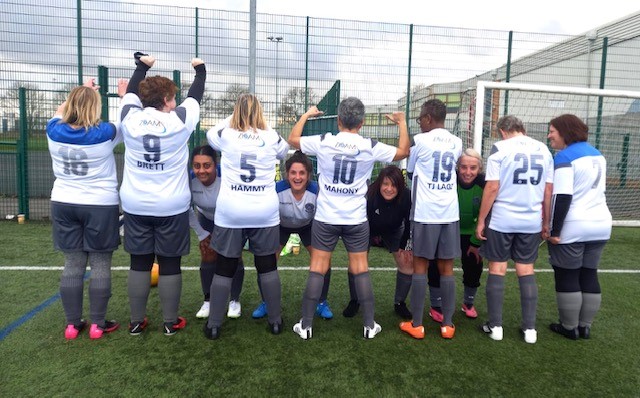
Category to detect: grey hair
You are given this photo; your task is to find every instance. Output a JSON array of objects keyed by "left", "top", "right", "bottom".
[
  {"left": 337, "top": 97, "right": 365, "bottom": 130},
  {"left": 457, "top": 147, "right": 483, "bottom": 171},
  {"left": 496, "top": 115, "right": 526, "bottom": 134}
]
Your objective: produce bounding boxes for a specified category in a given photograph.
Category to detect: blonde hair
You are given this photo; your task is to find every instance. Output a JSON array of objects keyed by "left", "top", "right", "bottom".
[
  {"left": 230, "top": 94, "right": 267, "bottom": 131},
  {"left": 458, "top": 148, "right": 483, "bottom": 171},
  {"left": 61, "top": 86, "right": 101, "bottom": 129}
]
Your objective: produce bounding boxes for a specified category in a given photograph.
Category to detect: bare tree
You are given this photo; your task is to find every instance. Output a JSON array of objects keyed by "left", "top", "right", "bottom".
[
  {"left": 0, "top": 82, "right": 51, "bottom": 135},
  {"left": 214, "top": 83, "right": 249, "bottom": 117},
  {"left": 277, "top": 87, "right": 318, "bottom": 124}
]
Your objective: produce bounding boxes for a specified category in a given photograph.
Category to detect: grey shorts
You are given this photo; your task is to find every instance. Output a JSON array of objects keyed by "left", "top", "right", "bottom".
[
  {"left": 412, "top": 222, "right": 461, "bottom": 259},
  {"left": 123, "top": 211, "right": 190, "bottom": 257},
  {"left": 479, "top": 228, "right": 541, "bottom": 264},
  {"left": 51, "top": 202, "right": 120, "bottom": 253},
  {"left": 280, "top": 223, "right": 312, "bottom": 247},
  {"left": 312, "top": 220, "right": 369, "bottom": 253},
  {"left": 212, "top": 225, "right": 279, "bottom": 258},
  {"left": 548, "top": 240, "right": 607, "bottom": 269},
  {"left": 197, "top": 212, "right": 214, "bottom": 234}
]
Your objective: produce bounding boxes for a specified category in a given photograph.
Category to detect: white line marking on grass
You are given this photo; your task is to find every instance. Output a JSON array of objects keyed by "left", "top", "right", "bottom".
[{"left": 1, "top": 266, "right": 639, "bottom": 273}]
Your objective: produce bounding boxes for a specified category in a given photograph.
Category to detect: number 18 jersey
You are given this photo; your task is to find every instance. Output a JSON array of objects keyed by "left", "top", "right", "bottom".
[
  {"left": 300, "top": 132, "right": 397, "bottom": 225},
  {"left": 407, "top": 128, "right": 463, "bottom": 223},
  {"left": 485, "top": 135, "right": 553, "bottom": 233}
]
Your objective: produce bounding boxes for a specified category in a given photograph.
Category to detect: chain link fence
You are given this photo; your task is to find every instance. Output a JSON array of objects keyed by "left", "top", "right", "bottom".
[{"left": 1, "top": 0, "right": 639, "bottom": 219}]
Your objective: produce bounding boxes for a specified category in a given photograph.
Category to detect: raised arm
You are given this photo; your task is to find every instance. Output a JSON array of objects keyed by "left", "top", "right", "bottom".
[
  {"left": 55, "top": 78, "right": 99, "bottom": 116},
  {"left": 126, "top": 52, "right": 155, "bottom": 95},
  {"left": 186, "top": 58, "right": 206, "bottom": 104},
  {"left": 288, "top": 106, "right": 324, "bottom": 149},
  {"left": 386, "top": 112, "right": 409, "bottom": 161}
]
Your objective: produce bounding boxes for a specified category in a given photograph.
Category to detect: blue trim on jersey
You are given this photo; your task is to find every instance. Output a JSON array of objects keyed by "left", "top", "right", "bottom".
[
  {"left": 276, "top": 180, "right": 290, "bottom": 193},
  {"left": 275, "top": 179, "right": 319, "bottom": 194},
  {"left": 47, "top": 118, "right": 116, "bottom": 145},
  {"left": 554, "top": 142, "right": 601, "bottom": 169}
]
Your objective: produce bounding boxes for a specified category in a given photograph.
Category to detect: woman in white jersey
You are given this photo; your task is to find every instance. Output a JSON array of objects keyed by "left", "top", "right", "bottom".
[
  {"left": 119, "top": 53, "right": 206, "bottom": 336},
  {"left": 189, "top": 145, "right": 245, "bottom": 320},
  {"left": 252, "top": 150, "right": 334, "bottom": 320},
  {"left": 204, "top": 94, "right": 289, "bottom": 339},
  {"left": 47, "top": 78, "right": 122, "bottom": 340},
  {"left": 289, "top": 97, "right": 409, "bottom": 340},
  {"left": 546, "top": 114, "right": 611, "bottom": 340}
]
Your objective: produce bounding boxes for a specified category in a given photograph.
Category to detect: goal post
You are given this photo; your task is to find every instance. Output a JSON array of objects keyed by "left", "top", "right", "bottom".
[{"left": 457, "top": 81, "right": 640, "bottom": 226}]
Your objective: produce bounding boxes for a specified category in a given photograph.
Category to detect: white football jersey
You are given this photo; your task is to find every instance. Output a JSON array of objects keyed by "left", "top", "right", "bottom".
[
  {"left": 118, "top": 94, "right": 200, "bottom": 216},
  {"left": 188, "top": 173, "right": 222, "bottom": 240},
  {"left": 485, "top": 134, "right": 554, "bottom": 233},
  {"left": 552, "top": 142, "right": 611, "bottom": 243},
  {"left": 206, "top": 122, "right": 289, "bottom": 228},
  {"left": 407, "top": 128, "right": 463, "bottom": 223},
  {"left": 300, "top": 132, "right": 397, "bottom": 225},
  {"left": 46, "top": 116, "right": 122, "bottom": 206},
  {"left": 277, "top": 180, "right": 318, "bottom": 229}
]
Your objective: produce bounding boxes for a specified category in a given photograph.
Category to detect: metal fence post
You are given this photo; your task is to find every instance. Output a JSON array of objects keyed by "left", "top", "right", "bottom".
[
  {"left": 98, "top": 65, "right": 109, "bottom": 121},
  {"left": 18, "top": 87, "right": 29, "bottom": 219},
  {"left": 595, "top": 37, "right": 608, "bottom": 150}
]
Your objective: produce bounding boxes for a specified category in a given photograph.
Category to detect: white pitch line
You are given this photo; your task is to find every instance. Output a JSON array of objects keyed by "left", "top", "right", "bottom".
[{"left": 0, "top": 266, "right": 639, "bottom": 273}]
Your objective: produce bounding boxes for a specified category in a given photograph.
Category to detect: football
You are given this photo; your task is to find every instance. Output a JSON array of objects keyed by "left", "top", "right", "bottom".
[{"left": 150, "top": 263, "right": 159, "bottom": 287}]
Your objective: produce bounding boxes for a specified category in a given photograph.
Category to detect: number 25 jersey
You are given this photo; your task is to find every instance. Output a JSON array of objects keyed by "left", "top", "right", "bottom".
[{"left": 485, "top": 135, "right": 553, "bottom": 233}]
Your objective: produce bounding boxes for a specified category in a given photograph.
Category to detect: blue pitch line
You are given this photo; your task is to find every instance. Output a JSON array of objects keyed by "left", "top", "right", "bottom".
[{"left": 0, "top": 272, "right": 90, "bottom": 342}]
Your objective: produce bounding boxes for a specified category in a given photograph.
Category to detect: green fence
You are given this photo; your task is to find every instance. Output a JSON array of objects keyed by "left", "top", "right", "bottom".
[{"left": 2, "top": 0, "right": 640, "bottom": 219}]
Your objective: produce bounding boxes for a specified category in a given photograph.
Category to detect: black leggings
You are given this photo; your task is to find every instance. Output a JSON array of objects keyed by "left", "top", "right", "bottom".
[
  {"left": 553, "top": 266, "right": 601, "bottom": 293},
  {"left": 216, "top": 253, "right": 277, "bottom": 277}
]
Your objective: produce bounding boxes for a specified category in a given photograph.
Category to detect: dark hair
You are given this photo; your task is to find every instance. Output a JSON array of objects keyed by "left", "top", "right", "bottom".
[
  {"left": 368, "top": 165, "right": 406, "bottom": 201},
  {"left": 285, "top": 150, "right": 313, "bottom": 175},
  {"left": 191, "top": 145, "right": 218, "bottom": 164},
  {"left": 419, "top": 99, "right": 447, "bottom": 123},
  {"left": 139, "top": 76, "right": 178, "bottom": 110},
  {"left": 496, "top": 115, "right": 526, "bottom": 134},
  {"left": 337, "top": 97, "right": 365, "bottom": 130},
  {"left": 549, "top": 114, "right": 589, "bottom": 144}
]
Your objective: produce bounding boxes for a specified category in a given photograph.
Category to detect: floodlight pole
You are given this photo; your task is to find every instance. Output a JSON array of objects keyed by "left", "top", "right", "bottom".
[{"left": 268, "top": 36, "right": 284, "bottom": 127}]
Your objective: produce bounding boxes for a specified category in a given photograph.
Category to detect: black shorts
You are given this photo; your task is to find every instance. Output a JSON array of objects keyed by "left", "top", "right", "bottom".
[
  {"left": 280, "top": 223, "right": 312, "bottom": 247},
  {"left": 371, "top": 225, "right": 404, "bottom": 253},
  {"left": 51, "top": 202, "right": 120, "bottom": 252},
  {"left": 123, "top": 211, "right": 190, "bottom": 257}
]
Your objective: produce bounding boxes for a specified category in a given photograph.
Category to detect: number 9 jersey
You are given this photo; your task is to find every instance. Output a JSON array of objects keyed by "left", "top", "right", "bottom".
[
  {"left": 485, "top": 135, "right": 553, "bottom": 233},
  {"left": 206, "top": 120, "right": 289, "bottom": 228},
  {"left": 119, "top": 94, "right": 200, "bottom": 216}
]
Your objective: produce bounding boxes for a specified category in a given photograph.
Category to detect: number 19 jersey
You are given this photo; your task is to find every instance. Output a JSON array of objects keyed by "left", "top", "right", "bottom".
[
  {"left": 485, "top": 135, "right": 553, "bottom": 233},
  {"left": 300, "top": 132, "right": 397, "bottom": 225},
  {"left": 407, "top": 128, "right": 463, "bottom": 223},
  {"left": 206, "top": 123, "right": 289, "bottom": 229}
]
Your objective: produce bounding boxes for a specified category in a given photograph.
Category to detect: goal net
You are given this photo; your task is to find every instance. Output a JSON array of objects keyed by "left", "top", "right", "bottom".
[{"left": 452, "top": 81, "right": 640, "bottom": 226}]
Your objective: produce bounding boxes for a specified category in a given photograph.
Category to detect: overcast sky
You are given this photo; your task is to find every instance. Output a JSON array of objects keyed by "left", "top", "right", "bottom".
[{"left": 139, "top": 0, "right": 639, "bottom": 35}]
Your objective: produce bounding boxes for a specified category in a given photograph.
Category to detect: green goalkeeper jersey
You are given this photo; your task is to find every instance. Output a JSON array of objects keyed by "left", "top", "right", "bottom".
[{"left": 458, "top": 173, "right": 485, "bottom": 246}]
